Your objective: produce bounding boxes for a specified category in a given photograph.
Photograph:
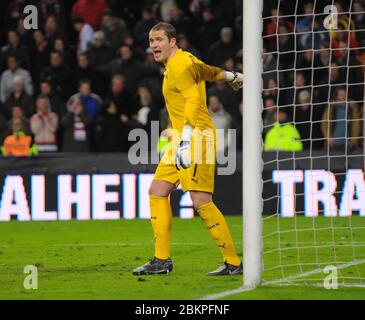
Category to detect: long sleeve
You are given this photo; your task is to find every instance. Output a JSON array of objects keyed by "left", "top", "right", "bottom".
[
  {"left": 44, "top": 113, "right": 58, "bottom": 133},
  {"left": 193, "top": 57, "right": 224, "bottom": 82},
  {"left": 30, "top": 114, "right": 43, "bottom": 135},
  {"left": 79, "top": 24, "right": 94, "bottom": 53},
  {"left": 0, "top": 73, "right": 8, "bottom": 103},
  {"left": 23, "top": 70, "right": 34, "bottom": 96}
]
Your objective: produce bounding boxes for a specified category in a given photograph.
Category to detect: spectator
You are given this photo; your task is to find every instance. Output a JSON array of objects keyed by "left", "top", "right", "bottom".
[
  {"left": 222, "top": 57, "right": 235, "bottom": 72},
  {"left": 16, "top": 14, "right": 33, "bottom": 47},
  {"left": 296, "top": 2, "right": 314, "bottom": 50},
  {"left": 40, "top": 50, "right": 70, "bottom": 100},
  {"left": 4, "top": 75, "right": 34, "bottom": 118},
  {"left": 0, "top": 54, "right": 33, "bottom": 103},
  {"left": 131, "top": 85, "right": 159, "bottom": 131},
  {"left": 4, "top": 0, "right": 27, "bottom": 31},
  {"left": 263, "top": 97, "right": 277, "bottom": 134},
  {"left": 321, "top": 88, "right": 362, "bottom": 151},
  {"left": 207, "top": 79, "right": 240, "bottom": 121},
  {"left": 264, "top": 8, "right": 281, "bottom": 51},
  {"left": 30, "top": 30, "right": 50, "bottom": 91},
  {"left": 294, "top": 90, "right": 312, "bottom": 150},
  {"left": 94, "top": 99, "right": 129, "bottom": 152},
  {"left": 120, "top": 33, "right": 143, "bottom": 60},
  {"left": 0, "top": 30, "right": 29, "bottom": 72},
  {"left": 53, "top": 37, "right": 75, "bottom": 68},
  {"left": 86, "top": 31, "right": 114, "bottom": 69},
  {"left": 72, "top": 16, "right": 94, "bottom": 54},
  {"left": 168, "top": 2, "right": 191, "bottom": 40},
  {"left": 60, "top": 98, "right": 91, "bottom": 152},
  {"left": 100, "top": 10, "right": 128, "bottom": 51},
  {"left": 263, "top": 78, "right": 278, "bottom": 103},
  {"left": 6, "top": 105, "right": 31, "bottom": 136},
  {"left": 330, "top": 18, "right": 360, "bottom": 59},
  {"left": 39, "top": 80, "right": 65, "bottom": 119},
  {"left": 70, "top": 53, "right": 104, "bottom": 96},
  {"left": 317, "top": 62, "right": 347, "bottom": 103},
  {"left": 30, "top": 94, "right": 58, "bottom": 152},
  {"left": 296, "top": 49, "right": 323, "bottom": 86},
  {"left": 177, "top": 33, "right": 200, "bottom": 58},
  {"left": 107, "top": 74, "right": 133, "bottom": 119},
  {"left": 262, "top": 47, "right": 278, "bottom": 87},
  {"left": 44, "top": 15, "right": 64, "bottom": 45},
  {"left": 67, "top": 79, "right": 102, "bottom": 120},
  {"left": 98, "top": 45, "right": 161, "bottom": 93},
  {"left": 39, "top": 0, "right": 66, "bottom": 29},
  {"left": 353, "top": 1, "right": 365, "bottom": 47},
  {"left": 2, "top": 117, "right": 35, "bottom": 157},
  {"left": 207, "top": 27, "right": 237, "bottom": 66},
  {"left": 208, "top": 95, "right": 233, "bottom": 152},
  {"left": 313, "top": 44, "right": 331, "bottom": 84},
  {"left": 278, "top": 24, "right": 295, "bottom": 71},
  {"left": 195, "top": 7, "right": 222, "bottom": 56},
  {"left": 134, "top": 6, "right": 157, "bottom": 49},
  {"left": 153, "top": 0, "right": 175, "bottom": 22},
  {"left": 71, "top": 0, "right": 109, "bottom": 30},
  {"left": 284, "top": 72, "right": 313, "bottom": 117},
  {"left": 140, "top": 48, "right": 164, "bottom": 105},
  {"left": 264, "top": 111, "right": 303, "bottom": 152}
]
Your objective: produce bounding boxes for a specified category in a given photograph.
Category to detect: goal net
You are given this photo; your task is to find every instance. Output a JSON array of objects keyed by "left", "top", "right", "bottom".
[{"left": 244, "top": 0, "right": 365, "bottom": 288}]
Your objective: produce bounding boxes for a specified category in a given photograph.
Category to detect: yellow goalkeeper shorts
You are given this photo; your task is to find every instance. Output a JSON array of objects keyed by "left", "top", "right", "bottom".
[{"left": 154, "top": 131, "right": 216, "bottom": 193}]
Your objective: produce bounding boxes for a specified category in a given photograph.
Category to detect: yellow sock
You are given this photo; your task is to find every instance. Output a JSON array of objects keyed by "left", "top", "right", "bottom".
[
  {"left": 197, "top": 202, "right": 241, "bottom": 266},
  {"left": 149, "top": 195, "right": 173, "bottom": 260}
]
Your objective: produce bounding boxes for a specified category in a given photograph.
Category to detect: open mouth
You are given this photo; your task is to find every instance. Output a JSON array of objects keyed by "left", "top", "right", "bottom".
[{"left": 153, "top": 50, "right": 162, "bottom": 59}]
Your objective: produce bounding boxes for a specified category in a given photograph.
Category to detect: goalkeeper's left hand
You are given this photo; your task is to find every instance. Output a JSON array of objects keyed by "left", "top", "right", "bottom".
[
  {"left": 224, "top": 71, "right": 244, "bottom": 91},
  {"left": 175, "top": 124, "right": 193, "bottom": 170}
]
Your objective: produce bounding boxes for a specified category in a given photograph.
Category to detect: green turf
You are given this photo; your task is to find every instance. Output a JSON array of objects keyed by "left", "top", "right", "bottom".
[{"left": 0, "top": 216, "right": 364, "bottom": 300}]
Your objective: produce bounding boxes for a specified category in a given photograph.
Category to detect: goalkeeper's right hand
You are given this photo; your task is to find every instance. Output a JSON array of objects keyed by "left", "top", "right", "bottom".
[{"left": 224, "top": 71, "right": 244, "bottom": 91}]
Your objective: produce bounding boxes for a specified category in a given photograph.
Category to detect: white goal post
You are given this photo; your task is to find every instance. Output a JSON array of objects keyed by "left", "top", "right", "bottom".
[
  {"left": 243, "top": 0, "right": 365, "bottom": 288},
  {"left": 243, "top": 0, "right": 264, "bottom": 288}
]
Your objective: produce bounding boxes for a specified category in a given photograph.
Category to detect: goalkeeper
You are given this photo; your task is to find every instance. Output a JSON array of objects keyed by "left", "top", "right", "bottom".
[{"left": 133, "top": 22, "right": 243, "bottom": 276}]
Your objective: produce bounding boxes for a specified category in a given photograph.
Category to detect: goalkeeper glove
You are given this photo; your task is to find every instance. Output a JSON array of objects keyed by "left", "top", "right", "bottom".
[
  {"left": 175, "top": 124, "right": 193, "bottom": 170},
  {"left": 224, "top": 71, "right": 244, "bottom": 91}
]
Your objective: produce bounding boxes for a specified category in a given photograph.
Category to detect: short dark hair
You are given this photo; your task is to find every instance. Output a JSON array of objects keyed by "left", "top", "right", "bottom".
[
  {"left": 72, "top": 16, "right": 84, "bottom": 25},
  {"left": 51, "top": 50, "right": 61, "bottom": 57},
  {"left": 79, "top": 78, "right": 91, "bottom": 87},
  {"left": 78, "top": 52, "right": 88, "bottom": 59},
  {"left": 41, "top": 79, "right": 52, "bottom": 86},
  {"left": 150, "top": 22, "right": 177, "bottom": 41},
  {"left": 7, "top": 53, "right": 18, "bottom": 62},
  {"left": 37, "top": 94, "right": 49, "bottom": 102}
]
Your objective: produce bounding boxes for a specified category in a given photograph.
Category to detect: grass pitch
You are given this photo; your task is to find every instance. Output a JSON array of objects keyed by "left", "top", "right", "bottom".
[{"left": 0, "top": 216, "right": 364, "bottom": 300}]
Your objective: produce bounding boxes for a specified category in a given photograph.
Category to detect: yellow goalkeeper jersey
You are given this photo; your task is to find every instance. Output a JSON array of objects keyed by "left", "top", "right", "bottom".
[{"left": 162, "top": 49, "right": 223, "bottom": 133}]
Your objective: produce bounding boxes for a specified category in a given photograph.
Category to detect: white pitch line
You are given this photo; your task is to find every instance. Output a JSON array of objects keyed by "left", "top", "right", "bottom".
[
  {"left": 199, "top": 259, "right": 365, "bottom": 300},
  {"left": 264, "top": 259, "right": 365, "bottom": 285},
  {"left": 199, "top": 285, "right": 251, "bottom": 300}
]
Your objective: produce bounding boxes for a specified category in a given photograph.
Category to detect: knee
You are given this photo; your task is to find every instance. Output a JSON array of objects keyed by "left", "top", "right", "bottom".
[
  {"left": 190, "top": 191, "right": 212, "bottom": 210},
  {"left": 149, "top": 180, "right": 174, "bottom": 197}
]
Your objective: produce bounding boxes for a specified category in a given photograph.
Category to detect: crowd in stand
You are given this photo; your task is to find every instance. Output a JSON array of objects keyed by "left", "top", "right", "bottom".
[
  {"left": 0, "top": 0, "right": 243, "bottom": 155},
  {"left": 1, "top": 0, "right": 363, "bottom": 157},
  {"left": 262, "top": 0, "right": 365, "bottom": 152}
]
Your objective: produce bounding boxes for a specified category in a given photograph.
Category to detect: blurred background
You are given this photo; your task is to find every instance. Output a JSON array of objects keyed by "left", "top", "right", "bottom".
[{"left": 0, "top": 0, "right": 243, "bottom": 155}]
